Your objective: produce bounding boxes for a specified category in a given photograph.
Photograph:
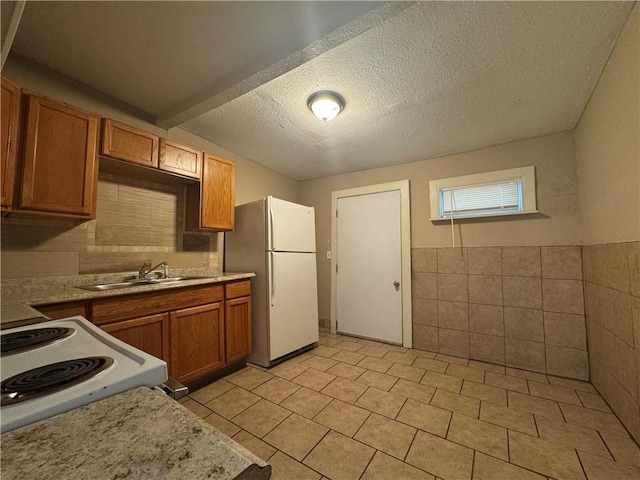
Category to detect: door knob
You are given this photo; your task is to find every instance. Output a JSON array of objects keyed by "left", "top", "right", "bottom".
[{"left": 393, "top": 280, "right": 400, "bottom": 291}]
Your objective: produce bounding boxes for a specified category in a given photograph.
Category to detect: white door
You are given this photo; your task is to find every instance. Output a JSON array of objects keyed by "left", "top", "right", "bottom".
[
  {"left": 268, "top": 197, "right": 316, "bottom": 253},
  {"left": 269, "top": 251, "right": 319, "bottom": 360},
  {"left": 337, "top": 190, "right": 403, "bottom": 344}
]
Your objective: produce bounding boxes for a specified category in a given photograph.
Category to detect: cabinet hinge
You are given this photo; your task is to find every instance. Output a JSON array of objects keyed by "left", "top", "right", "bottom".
[
  {"left": 336, "top": 209, "right": 338, "bottom": 218},
  {"left": 336, "top": 264, "right": 338, "bottom": 273}
]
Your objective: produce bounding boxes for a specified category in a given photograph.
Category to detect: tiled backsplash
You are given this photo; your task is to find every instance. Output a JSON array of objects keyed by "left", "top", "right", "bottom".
[
  {"left": 412, "top": 246, "right": 588, "bottom": 381},
  {"left": 1, "top": 172, "right": 219, "bottom": 279},
  {"left": 583, "top": 241, "right": 639, "bottom": 442}
]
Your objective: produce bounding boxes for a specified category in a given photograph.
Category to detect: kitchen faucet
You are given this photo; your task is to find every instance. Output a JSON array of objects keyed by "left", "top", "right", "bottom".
[{"left": 138, "top": 262, "right": 169, "bottom": 279}]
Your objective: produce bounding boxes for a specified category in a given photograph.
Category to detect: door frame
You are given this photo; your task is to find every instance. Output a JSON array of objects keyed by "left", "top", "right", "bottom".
[{"left": 330, "top": 180, "right": 412, "bottom": 347}]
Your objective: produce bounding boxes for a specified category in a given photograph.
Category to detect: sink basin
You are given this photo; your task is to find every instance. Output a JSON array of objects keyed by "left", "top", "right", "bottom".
[
  {"left": 78, "top": 279, "right": 153, "bottom": 291},
  {"left": 150, "top": 276, "right": 213, "bottom": 283},
  {"left": 77, "top": 276, "right": 213, "bottom": 291}
]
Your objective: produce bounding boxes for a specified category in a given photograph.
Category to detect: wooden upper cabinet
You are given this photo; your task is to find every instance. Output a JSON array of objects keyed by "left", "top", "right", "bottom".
[
  {"left": 1, "top": 77, "right": 20, "bottom": 211},
  {"left": 101, "top": 119, "right": 159, "bottom": 168},
  {"left": 185, "top": 154, "right": 235, "bottom": 231},
  {"left": 159, "top": 139, "right": 202, "bottom": 179},
  {"left": 19, "top": 95, "right": 99, "bottom": 217}
]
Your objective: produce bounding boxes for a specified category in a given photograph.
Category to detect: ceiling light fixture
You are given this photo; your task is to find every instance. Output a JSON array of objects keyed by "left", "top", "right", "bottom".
[{"left": 307, "top": 91, "right": 345, "bottom": 122}]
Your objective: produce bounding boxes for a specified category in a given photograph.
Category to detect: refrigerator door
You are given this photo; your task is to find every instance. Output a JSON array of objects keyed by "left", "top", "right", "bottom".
[
  {"left": 268, "top": 251, "right": 319, "bottom": 361},
  {"left": 268, "top": 197, "right": 316, "bottom": 253}
]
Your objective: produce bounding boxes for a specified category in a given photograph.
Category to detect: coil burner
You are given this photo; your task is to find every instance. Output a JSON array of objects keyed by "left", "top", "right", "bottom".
[
  {"left": 1, "top": 356, "right": 114, "bottom": 406},
  {"left": 1, "top": 327, "right": 74, "bottom": 357}
]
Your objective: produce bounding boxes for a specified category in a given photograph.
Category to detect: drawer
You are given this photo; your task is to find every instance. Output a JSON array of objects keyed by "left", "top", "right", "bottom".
[
  {"left": 35, "top": 301, "right": 88, "bottom": 320},
  {"left": 91, "top": 284, "right": 224, "bottom": 325},
  {"left": 225, "top": 280, "right": 251, "bottom": 299}
]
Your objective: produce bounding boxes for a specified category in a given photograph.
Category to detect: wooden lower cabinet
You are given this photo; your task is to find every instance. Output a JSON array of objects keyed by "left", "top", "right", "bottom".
[
  {"left": 101, "top": 313, "right": 169, "bottom": 364},
  {"left": 225, "top": 296, "right": 251, "bottom": 364},
  {"left": 35, "top": 300, "right": 87, "bottom": 320},
  {"left": 81, "top": 281, "right": 250, "bottom": 383},
  {"left": 169, "top": 303, "right": 225, "bottom": 384}
]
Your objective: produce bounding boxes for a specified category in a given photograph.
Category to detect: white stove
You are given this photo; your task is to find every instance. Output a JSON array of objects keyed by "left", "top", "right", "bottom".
[{"left": 0, "top": 316, "right": 168, "bottom": 433}]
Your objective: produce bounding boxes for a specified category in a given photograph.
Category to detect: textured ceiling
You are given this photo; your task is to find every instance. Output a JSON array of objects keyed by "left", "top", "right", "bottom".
[{"left": 9, "top": 1, "right": 634, "bottom": 181}]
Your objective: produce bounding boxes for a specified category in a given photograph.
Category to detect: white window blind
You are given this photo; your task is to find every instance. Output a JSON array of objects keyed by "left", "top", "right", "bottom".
[
  {"left": 441, "top": 180, "right": 521, "bottom": 218},
  {"left": 429, "top": 166, "right": 537, "bottom": 221}
]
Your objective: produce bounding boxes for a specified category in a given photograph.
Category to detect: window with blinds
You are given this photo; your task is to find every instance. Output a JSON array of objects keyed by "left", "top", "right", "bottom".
[
  {"left": 440, "top": 180, "right": 521, "bottom": 218},
  {"left": 429, "top": 166, "right": 537, "bottom": 221}
]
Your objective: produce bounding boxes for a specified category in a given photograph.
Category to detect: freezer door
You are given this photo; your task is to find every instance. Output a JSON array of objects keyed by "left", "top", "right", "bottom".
[
  {"left": 268, "top": 252, "right": 319, "bottom": 361},
  {"left": 268, "top": 197, "right": 316, "bottom": 253}
]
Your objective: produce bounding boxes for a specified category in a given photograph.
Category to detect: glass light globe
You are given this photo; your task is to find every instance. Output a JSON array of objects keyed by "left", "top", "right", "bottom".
[{"left": 307, "top": 92, "right": 345, "bottom": 122}]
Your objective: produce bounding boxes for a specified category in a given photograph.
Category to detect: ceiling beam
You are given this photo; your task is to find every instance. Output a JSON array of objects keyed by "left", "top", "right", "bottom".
[{"left": 155, "top": 1, "right": 415, "bottom": 130}]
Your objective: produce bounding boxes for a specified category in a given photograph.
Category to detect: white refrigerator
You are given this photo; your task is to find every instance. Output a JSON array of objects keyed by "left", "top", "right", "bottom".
[{"left": 225, "top": 196, "right": 319, "bottom": 367}]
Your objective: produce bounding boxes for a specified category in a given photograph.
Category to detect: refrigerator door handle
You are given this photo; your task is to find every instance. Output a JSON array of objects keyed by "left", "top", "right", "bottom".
[
  {"left": 270, "top": 252, "right": 275, "bottom": 307},
  {"left": 269, "top": 202, "right": 274, "bottom": 251}
]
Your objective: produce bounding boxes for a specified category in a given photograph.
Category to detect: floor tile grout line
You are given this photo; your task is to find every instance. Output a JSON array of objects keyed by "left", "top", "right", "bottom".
[
  {"left": 276, "top": 448, "right": 326, "bottom": 479},
  {"left": 356, "top": 448, "right": 377, "bottom": 480},
  {"left": 470, "top": 449, "right": 477, "bottom": 480},
  {"left": 532, "top": 408, "right": 541, "bottom": 438},
  {"left": 401, "top": 428, "right": 419, "bottom": 464},
  {"left": 596, "top": 429, "right": 616, "bottom": 461},
  {"left": 297, "top": 427, "right": 332, "bottom": 472},
  {"left": 575, "top": 446, "right": 591, "bottom": 480},
  {"left": 249, "top": 408, "right": 292, "bottom": 441}
]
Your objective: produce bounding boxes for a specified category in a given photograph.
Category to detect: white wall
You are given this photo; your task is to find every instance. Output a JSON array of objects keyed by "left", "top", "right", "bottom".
[
  {"left": 300, "top": 131, "right": 580, "bottom": 320},
  {"left": 575, "top": 5, "right": 640, "bottom": 245}
]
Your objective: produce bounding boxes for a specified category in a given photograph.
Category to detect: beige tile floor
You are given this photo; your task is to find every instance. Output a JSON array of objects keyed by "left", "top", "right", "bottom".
[{"left": 182, "top": 331, "right": 640, "bottom": 480}]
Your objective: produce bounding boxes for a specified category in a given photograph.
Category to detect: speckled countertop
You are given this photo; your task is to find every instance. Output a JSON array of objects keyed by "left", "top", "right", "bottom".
[
  {"left": 1, "top": 386, "right": 271, "bottom": 480},
  {"left": 1, "top": 271, "right": 255, "bottom": 327}
]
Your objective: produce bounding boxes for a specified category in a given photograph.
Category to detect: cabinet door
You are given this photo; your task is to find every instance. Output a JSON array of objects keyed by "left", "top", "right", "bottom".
[
  {"left": 20, "top": 95, "right": 98, "bottom": 217},
  {"left": 101, "top": 119, "right": 159, "bottom": 168},
  {"left": 169, "top": 303, "right": 225, "bottom": 383},
  {"left": 159, "top": 139, "right": 202, "bottom": 179},
  {"left": 225, "top": 296, "right": 252, "bottom": 364},
  {"left": 102, "top": 313, "right": 170, "bottom": 364},
  {"left": 1, "top": 77, "right": 20, "bottom": 211},
  {"left": 185, "top": 154, "right": 235, "bottom": 231}
]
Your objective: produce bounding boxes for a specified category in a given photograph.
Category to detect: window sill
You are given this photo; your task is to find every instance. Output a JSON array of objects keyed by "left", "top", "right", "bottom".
[{"left": 430, "top": 210, "right": 539, "bottom": 223}]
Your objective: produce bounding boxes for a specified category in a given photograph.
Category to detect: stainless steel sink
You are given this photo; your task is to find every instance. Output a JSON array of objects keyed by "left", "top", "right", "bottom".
[
  {"left": 77, "top": 276, "right": 213, "bottom": 291},
  {"left": 149, "top": 276, "right": 213, "bottom": 283}
]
